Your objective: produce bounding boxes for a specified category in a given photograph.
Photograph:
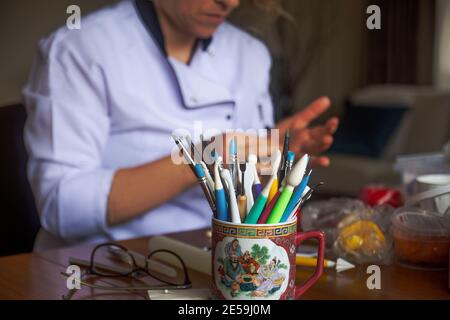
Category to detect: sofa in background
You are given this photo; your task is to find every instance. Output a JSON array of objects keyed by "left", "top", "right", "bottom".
[{"left": 313, "top": 85, "right": 450, "bottom": 196}]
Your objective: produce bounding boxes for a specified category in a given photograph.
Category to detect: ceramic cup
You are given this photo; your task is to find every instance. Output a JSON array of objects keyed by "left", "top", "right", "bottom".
[
  {"left": 211, "top": 218, "right": 325, "bottom": 300},
  {"left": 410, "top": 174, "right": 450, "bottom": 215}
]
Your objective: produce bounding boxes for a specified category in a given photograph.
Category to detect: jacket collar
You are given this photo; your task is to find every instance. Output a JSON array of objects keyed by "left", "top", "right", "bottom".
[{"left": 134, "top": 0, "right": 213, "bottom": 56}]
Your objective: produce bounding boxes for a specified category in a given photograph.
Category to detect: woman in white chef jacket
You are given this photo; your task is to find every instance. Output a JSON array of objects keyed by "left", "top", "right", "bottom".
[{"left": 23, "top": 0, "right": 339, "bottom": 250}]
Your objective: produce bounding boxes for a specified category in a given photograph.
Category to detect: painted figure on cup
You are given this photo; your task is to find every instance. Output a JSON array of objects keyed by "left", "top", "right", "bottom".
[
  {"left": 251, "top": 257, "right": 286, "bottom": 297},
  {"left": 217, "top": 238, "right": 288, "bottom": 298}
]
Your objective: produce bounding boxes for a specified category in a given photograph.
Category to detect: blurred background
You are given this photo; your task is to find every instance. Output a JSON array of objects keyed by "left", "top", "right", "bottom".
[{"left": 0, "top": 0, "right": 449, "bottom": 255}]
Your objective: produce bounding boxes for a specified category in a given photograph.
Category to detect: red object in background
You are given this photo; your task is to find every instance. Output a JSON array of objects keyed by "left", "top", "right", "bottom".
[{"left": 360, "top": 185, "right": 404, "bottom": 208}]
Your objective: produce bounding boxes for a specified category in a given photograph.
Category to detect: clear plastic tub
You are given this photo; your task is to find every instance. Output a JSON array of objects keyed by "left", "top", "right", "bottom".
[
  {"left": 392, "top": 208, "right": 450, "bottom": 269},
  {"left": 395, "top": 152, "right": 450, "bottom": 199}
]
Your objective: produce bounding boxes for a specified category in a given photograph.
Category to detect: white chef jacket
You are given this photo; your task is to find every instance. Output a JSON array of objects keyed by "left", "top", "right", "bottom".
[{"left": 23, "top": 0, "right": 274, "bottom": 250}]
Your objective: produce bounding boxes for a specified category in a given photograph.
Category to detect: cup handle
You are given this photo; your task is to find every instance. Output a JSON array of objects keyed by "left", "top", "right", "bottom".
[{"left": 294, "top": 230, "right": 325, "bottom": 299}]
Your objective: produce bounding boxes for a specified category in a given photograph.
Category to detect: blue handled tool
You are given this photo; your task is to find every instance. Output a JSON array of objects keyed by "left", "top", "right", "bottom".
[
  {"left": 280, "top": 169, "right": 312, "bottom": 222},
  {"left": 214, "top": 157, "right": 228, "bottom": 221}
]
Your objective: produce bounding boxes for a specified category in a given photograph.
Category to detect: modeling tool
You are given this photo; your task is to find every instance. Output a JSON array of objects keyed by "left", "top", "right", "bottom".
[
  {"left": 185, "top": 135, "right": 213, "bottom": 189},
  {"left": 257, "top": 189, "right": 281, "bottom": 224},
  {"left": 280, "top": 169, "right": 312, "bottom": 222},
  {"left": 266, "top": 154, "right": 309, "bottom": 224},
  {"left": 286, "top": 186, "right": 310, "bottom": 221},
  {"left": 296, "top": 254, "right": 355, "bottom": 273},
  {"left": 248, "top": 154, "right": 262, "bottom": 199},
  {"left": 244, "top": 150, "right": 282, "bottom": 224},
  {"left": 220, "top": 169, "right": 241, "bottom": 223},
  {"left": 243, "top": 161, "right": 255, "bottom": 213},
  {"left": 214, "top": 157, "right": 228, "bottom": 222},
  {"left": 287, "top": 182, "right": 323, "bottom": 221},
  {"left": 229, "top": 138, "right": 238, "bottom": 193},
  {"left": 281, "top": 151, "right": 295, "bottom": 187},
  {"left": 201, "top": 161, "right": 214, "bottom": 194},
  {"left": 267, "top": 174, "right": 278, "bottom": 204}
]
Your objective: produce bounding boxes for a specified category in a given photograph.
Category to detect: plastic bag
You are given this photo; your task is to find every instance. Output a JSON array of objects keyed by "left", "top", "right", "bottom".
[{"left": 301, "top": 198, "right": 395, "bottom": 264}]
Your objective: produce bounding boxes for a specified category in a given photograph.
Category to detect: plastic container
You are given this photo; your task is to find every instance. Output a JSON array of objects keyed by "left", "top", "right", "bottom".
[
  {"left": 394, "top": 149, "right": 450, "bottom": 202},
  {"left": 392, "top": 208, "right": 450, "bottom": 268}
]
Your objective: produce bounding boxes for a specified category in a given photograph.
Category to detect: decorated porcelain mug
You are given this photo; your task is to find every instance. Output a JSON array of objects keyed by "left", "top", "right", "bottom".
[{"left": 211, "top": 218, "right": 325, "bottom": 300}]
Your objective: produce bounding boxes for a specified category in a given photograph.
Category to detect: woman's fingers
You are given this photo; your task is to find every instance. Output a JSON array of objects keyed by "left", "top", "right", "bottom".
[
  {"left": 218, "top": 132, "right": 278, "bottom": 163},
  {"left": 290, "top": 96, "right": 331, "bottom": 130},
  {"left": 325, "top": 117, "right": 339, "bottom": 135},
  {"left": 309, "top": 156, "right": 331, "bottom": 168},
  {"left": 301, "top": 136, "right": 333, "bottom": 156},
  {"left": 212, "top": 112, "right": 338, "bottom": 167},
  {"left": 288, "top": 125, "right": 334, "bottom": 155}
]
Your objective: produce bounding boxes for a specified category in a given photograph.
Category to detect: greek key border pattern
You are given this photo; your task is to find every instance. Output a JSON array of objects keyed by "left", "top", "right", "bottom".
[{"left": 214, "top": 223, "right": 296, "bottom": 238}]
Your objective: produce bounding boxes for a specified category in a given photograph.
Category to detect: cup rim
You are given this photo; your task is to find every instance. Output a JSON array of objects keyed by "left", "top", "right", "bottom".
[{"left": 212, "top": 217, "right": 297, "bottom": 228}]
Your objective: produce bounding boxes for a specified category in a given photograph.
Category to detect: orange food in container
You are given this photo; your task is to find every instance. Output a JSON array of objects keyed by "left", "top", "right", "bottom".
[{"left": 392, "top": 208, "right": 450, "bottom": 268}]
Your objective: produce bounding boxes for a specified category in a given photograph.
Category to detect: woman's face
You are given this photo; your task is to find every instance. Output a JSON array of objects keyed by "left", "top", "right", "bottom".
[{"left": 154, "top": 0, "right": 240, "bottom": 38}]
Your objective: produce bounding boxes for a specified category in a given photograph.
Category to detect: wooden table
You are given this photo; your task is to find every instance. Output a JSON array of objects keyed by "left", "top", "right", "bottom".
[{"left": 0, "top": 228, "right": 448, "bottom": 300}]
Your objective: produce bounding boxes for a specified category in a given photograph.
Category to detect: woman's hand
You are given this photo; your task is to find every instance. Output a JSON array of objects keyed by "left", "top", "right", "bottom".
[{"left": 276, "top": 96, "right": 339, "bottom": 167}]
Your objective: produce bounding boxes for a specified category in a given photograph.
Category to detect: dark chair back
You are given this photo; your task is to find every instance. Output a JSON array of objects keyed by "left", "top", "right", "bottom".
[{"left": 0, "top": 104, "right": 40, "bottom": 256}]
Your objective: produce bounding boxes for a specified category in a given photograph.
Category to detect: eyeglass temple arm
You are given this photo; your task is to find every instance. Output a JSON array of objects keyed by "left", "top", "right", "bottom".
[
  {"left": 69, "top": 253, "right": 178, "bottom": 279},
  {"left": 107, "top": 247, "right": 177, "bottom": 278},
  {"left": 69, "top": 257, "right": 131, "bottom": 275}
]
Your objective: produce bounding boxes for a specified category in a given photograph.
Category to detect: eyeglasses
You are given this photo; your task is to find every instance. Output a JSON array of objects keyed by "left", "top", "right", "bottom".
[{"left": 61, "top": 242, "right": 192, "bottom": 300}]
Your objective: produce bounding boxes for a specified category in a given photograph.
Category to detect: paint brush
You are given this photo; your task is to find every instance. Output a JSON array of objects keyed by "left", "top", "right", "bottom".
[
  {"left": 185, "top": 135, "right": 202, "bottom": 164},
  {"left": 237, "top": 163, "right": 247, "bottom": 222},
  {"left": 172, "top": 137, "right": 196, "bottom": 176},
  {"left": 287, "top": 182, "right": 324, "bottom": 221},
  {"left": 279, "top": 129, "right": 290, "bottom": 182},
  {"left": 194, "top": 164, "right": 216, "bottom": 215}
]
